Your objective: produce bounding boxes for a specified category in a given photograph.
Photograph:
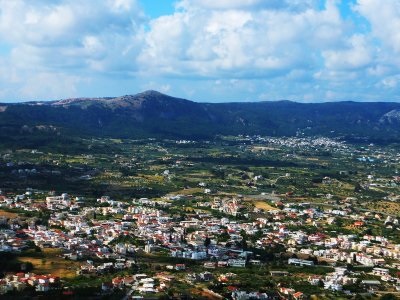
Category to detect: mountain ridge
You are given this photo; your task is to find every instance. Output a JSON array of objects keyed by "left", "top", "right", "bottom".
[
  {"left": 1, "top": 90, "right": 400, "bottom": 144},
  {"left": 2, "top": 90, "right": 397, "bottom": 106}
]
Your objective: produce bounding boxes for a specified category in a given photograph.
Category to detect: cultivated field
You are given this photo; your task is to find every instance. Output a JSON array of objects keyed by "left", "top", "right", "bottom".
[
  {"left": 253, "top": 201, "right": 276, "bottom": 211},
  {"left": 18, "top": 248, "right": 80, "bottom": 278},
  {"left": 0, "top": 209, "right": 19, "bottom": 219}
]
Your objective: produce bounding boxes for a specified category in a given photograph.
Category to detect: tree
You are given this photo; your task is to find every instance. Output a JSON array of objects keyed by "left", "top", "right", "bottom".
[
  {"left": 204, "top": 236, "right": 211, "bottom": 248},
  {"left": 217, "top": 231, "right": 230, "bottom": 243},
  {"left": 380, "top": 294, "right": 397, "bottom": 300},
  {"left": 250, "top": 229, "right": 263, "bottom": 243},
  {"left": 240, "top": 229, "right": 249, "bottom": 250},
  {"left": 241, "top": 237, "right": 248, "bottom": 251}
]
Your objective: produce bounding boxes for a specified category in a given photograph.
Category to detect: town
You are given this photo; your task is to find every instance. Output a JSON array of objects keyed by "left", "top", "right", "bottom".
[{"left": 1, "top": 136, "right": 400, "bottom": 299}]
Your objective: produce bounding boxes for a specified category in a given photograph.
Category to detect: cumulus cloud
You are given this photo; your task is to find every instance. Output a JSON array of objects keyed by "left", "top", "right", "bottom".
[
  {"left": 353, "top": 0, "right": 400, "bottom": 81},
  {"left": 135, "top": 0, "right": 400, "bottom": 101},
  {"left": 138, "top": 0, "right": 347, "bottom": 79},
  {"left": 323, "top": 34, "right": 373, "bottom": 70},
  {"left": 0, "top": 0, "right": 399, "bottom": 102},
  {"left": 0, "top": 0, "right": 145, "bottom": 100},
  {"left": 19, "top": 72, "right": 82, "bottom": 100},
  {"left": 177, "top": 0, "right": 318, "bottom": 11},
  {"left": 354, "top": 0, "right": 400, "bottom": 53},
  {"left": 0, "top": 0, "right": 142, "bottom": 45}
]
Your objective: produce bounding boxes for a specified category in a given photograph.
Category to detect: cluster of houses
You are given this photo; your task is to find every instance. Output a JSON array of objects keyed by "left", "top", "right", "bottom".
[
  {"left": 0, "top": 272, "right": 59, "bottom": 294},
  {"left": 2, "top": 187, "right": 400, "bottom": 297},
  {"left": 78, "top": 258, "right": 136, "bottom": 276},
  {"left": 105, "top": 273, "right": 172, "bottom": 294}
]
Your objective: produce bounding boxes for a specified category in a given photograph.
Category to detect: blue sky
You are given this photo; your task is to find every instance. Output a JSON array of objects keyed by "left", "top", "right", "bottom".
[{"left": 0, "top": 0, "right": 400, "bottom": 103}]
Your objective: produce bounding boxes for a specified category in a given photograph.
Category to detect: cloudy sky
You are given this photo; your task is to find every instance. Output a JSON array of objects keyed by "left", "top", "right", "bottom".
[{"left": 0, "top": 0, "right": 400, "bottom": 102}]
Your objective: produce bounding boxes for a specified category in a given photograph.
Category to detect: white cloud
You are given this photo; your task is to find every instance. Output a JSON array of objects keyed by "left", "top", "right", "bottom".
[
  {"left": 0, "top": 0, "right": 399, "bottom": 102},
  {"left": 323, "top": 34, "right": 373, "bottom": 70},
  {"left": 139, "top": 0, "right": 346, "bottom": 79},
  {"left": 19, "top": 72, "right": 82, "bottom": 100},
  {"left": 0, "top": 0, "right": 144, "bottom": 73},
  {"left": 135, "top": 0, "right": 400, "bottom": 102},
  {"left": 354, "top": 0, "right": 400, "bottom": 53},
  {"left": 381, "top": 75, "right": 400, "bottom": 89},
  {"left": 0, "top": 0, "right": 145, "bottom": 100},
  {"left": 177, "top": 0, "right": 318, "bottom": 11}
]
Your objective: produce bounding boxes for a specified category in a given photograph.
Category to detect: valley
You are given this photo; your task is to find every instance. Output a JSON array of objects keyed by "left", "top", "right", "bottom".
[{"left": 1, "top": 135, "right": 400, "bottom": 299}]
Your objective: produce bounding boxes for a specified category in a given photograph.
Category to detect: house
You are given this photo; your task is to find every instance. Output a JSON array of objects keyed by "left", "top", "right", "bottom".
[
  {"left": 361, "top": 280, "right": 381, "bottom": 286},
  {"left": 204, "top": 262, "right": 216, "bottom": 269},
  {"left": 270, "top": 271, "right": 289, "bottom": 276},
  {"left": 372, "top": 267, "right": 389, "bottom": 276},
  {"left": 199, "top": 272, "right": 213, "bottom": 281},
  {"left": 122, "top": 276, "right": 135, "bottom": 286},
  {"left": 288, "top": 258, "right": 314, "bottom": 266},
  {"left": 293, "top": 291, "right": 304, "bottom": 300},
  {"left": 228, "top": 259, "right": 246, "bottom": 268},
  {"left": 101, "top": 282, "right": 113, "bottom": 291},
  {"left": 112, "top": 277, "right": 124, "bottom": 288},
  {"left": 217, "top": 261, "right": 228, "bottom": 267},
  {"left": 279, "top": 287, "right": 295, "bottom": 295},
  {"left": 249, "top": 259, "right": 261, "bottom": 265},
  {"left": 36, "top": 283, "right": 50, "bottom": 292},
  {"left": 308, "top": 275, "right": 322, "bottom": 285},
  {"left": 353, "top": 221, "right": 364, "bottom": 227},
  {"left": 175, "top": 264, "right": 186, "bottom": 271}
]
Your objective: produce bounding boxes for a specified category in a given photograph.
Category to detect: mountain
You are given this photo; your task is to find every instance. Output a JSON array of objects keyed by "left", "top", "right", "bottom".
[{"left": 1, "top": 90, "right": 400, "bottom": 145}]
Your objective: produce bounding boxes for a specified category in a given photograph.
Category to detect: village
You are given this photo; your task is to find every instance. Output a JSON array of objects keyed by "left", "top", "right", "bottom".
[
  {"left": 1, "top": 187, "right": 400, "bottom": 299},
  {"left": 1, "top": 136, "right": 400, "bottom": 299}
]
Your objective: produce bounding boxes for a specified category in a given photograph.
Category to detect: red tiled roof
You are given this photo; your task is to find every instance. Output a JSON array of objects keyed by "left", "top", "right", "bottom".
[{"left": 293, "top": 291, "right": 303, "bottom": 298}]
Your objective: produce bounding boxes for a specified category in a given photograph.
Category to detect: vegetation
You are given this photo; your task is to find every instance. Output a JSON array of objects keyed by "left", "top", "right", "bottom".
[{"left": 2, "top": 132, "right": 400, "bottom": 298}]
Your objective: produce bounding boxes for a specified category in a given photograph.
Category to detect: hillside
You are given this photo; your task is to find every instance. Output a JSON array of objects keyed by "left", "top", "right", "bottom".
[{"left": 1, "top": 90, "right": 400, "bottom": 146}]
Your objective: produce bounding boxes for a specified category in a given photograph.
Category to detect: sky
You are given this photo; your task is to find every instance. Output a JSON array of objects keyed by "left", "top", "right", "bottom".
[{"left": 0, "top": 0, "right": 400, "bottom": 103}]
